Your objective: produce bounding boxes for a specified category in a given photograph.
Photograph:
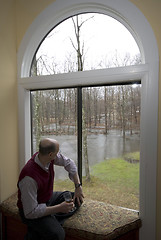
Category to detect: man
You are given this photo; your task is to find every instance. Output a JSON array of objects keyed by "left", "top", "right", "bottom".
[{"left": 17, "top": 138, "right": 84, "bottom": 240}]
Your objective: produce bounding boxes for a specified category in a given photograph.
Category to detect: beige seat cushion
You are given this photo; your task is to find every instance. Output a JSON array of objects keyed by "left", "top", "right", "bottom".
[
  {"left": 63, "top": 199, "right": 141, "bottom": 240},
  {"left": 0, "top": 193, "right": 141, "bottom": 240}
]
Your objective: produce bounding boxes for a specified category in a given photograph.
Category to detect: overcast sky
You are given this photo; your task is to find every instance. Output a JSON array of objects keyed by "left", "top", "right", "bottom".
[{"left": 36, "top": 13, "right": 140, "bottom": 73}]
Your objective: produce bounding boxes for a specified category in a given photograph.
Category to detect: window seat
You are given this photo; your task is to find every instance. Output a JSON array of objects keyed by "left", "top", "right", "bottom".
[{"left": 0, "top": 192, "right": 141, "bottom": 240}]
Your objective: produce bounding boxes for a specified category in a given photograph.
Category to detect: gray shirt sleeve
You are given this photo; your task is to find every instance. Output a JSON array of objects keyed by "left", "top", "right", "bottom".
[
  {"left": 54, "top": 152, "right": 77, "bottom": 180},
  {"left": 18, "top": 176, "right": 46, "bottom": 219}
]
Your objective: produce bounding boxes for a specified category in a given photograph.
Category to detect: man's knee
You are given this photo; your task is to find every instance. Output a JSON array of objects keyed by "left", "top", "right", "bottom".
[
  {"left": 48, "top": 227, "right": 65, "bottom": 240},
  {"left": 57, "top": 227, "right": 65, "bottom": 240},
  {"left": 44, "top": 223, "right": 65, "bottom": 240}
]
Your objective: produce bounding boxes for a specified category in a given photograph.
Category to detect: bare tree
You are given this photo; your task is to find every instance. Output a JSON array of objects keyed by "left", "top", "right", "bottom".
[{"left": 70, "top": 15, "right": 94, "bottom": 181}]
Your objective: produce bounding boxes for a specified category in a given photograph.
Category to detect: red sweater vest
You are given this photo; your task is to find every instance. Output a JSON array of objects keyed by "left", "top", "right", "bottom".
[{"left": 17, "top": 152, "right": 54, "bottom": 209}]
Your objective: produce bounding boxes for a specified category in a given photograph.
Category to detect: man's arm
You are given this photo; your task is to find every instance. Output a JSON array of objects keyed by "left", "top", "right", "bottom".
[
  {"left": 19, "top": 176, "right": 74, "bottom": 219},
  {"left": 73, "top": 172, "right": 84, "bottom": 205},
  {"left": 54, "top": 153, "right": 84, "bottom": 204},
  {"left": 19, "top": 176, "right": 46, "bottom": 219},
  {"left": 54, "top": 152, "right": 77, "bottom": 179},
  {"left": 44, "top": 201, "right": 74, "bottom": 216}
]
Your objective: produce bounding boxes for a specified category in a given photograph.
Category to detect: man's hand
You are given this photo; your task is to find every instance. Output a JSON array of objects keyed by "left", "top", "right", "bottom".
[
  {"left": 73, "top": 186, "right": 84, "bottom": 206},
  {"left": 59, "top": 201, "right": 74, "bottom": 213},
  {"left": 44, "top": 200, "right": 74, "bottom": 216}
]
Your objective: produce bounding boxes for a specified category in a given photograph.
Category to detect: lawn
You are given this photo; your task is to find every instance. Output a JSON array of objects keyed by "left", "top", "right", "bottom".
[{"left": 54, "top": 152, "right": 139, "bottom": 210}]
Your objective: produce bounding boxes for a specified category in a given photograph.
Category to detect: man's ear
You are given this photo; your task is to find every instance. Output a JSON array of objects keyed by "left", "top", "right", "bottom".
[{"left": 49, "top": 152, "right": 53, "bottom": 157}]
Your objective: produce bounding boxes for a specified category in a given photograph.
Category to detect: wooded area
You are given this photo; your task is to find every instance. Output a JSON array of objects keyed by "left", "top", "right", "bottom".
[{"left": 31, "top": 84, "right": 140, "bottom": 147}]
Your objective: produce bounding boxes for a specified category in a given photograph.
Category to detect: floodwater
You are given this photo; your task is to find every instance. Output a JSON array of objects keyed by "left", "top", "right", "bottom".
[{"left": 40, "top": 130, "right": 140, "bottom": 180}]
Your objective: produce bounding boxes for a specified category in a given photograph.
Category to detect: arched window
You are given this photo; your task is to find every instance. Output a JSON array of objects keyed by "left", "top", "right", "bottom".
[
  {"left": 17, "top": 1, "right": 159, "bottom": 239},
  {"left": 30, "top": 13, "right": 141, "bottom": 76},
  {"left": 30, "top": 12, "right": 141, "bottom": 212}
]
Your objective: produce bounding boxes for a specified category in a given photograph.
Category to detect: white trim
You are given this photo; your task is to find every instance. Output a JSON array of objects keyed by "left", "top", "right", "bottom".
[
  {"left": 17, "top": 1, "right": 159, "bottom": 239},
  {"left": 19, "top": 64, "right": 147, "bottom": 89},
  {"left": 18, "top": 85, "right": 31, "bottom": 168}
]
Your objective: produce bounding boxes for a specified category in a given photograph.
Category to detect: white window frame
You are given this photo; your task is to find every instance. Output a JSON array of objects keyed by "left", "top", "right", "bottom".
[{"left": 17, "top": 1, "right": 159, "bottom": 239}]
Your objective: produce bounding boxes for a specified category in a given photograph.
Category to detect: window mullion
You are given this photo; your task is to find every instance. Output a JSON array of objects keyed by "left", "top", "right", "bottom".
[{"left": 77, "top": 87, "right": 82, "bottom": 184}]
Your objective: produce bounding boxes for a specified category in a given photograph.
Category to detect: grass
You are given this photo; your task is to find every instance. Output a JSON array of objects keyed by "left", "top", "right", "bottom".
[
  {"left": 54, "top": 152, "right": 140, "bottom": 210},
  {"left": 92, "top": 157, "right": 139, "bottom": 190},
  {"left": 124, "top": 151, "right": 140, "bottom": 161}
]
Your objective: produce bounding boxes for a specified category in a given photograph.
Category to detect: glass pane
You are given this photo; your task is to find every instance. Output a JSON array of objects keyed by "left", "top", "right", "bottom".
[
  {"left": 31, "top": 88, "right": 77, "bottom": 181},
  {"left": 31, "top": 13, "right": 141, "bottom": 76},
  {"left": 82, "top": 84, "right": 140, "bottom": 210}
]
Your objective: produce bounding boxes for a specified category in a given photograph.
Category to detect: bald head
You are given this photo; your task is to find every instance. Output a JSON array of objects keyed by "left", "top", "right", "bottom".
[{"left": 39, "top": 138, "right": 59, "bottom": 156}]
